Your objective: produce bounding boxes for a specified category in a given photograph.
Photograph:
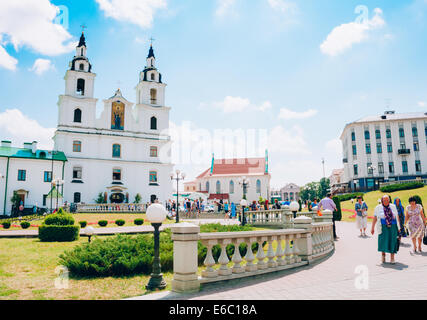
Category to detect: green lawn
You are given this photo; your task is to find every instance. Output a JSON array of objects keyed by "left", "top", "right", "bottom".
[{"left": 340, "top": 186, "right": 427, "bottom": 222}]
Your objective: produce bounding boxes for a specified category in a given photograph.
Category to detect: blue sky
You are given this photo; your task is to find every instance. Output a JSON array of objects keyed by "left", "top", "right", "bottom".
[{"left": 0, "top": 0, "right": 427, "bottom": 187}]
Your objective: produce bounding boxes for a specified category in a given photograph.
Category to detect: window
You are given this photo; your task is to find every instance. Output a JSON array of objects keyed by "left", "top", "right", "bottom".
[
  {"left": 389, "top": 162, "right": 395, "bottom": 174},
  {"left": 402, "top": 161, "right": 408, "bottom": 173},
  {"left": 79, "top": 63, "right": 84, "bottom": 71},
  {"left": 72, "top": 167, "right": 82, "bottom": 180},
  {"left": 352, "top": 145, "right": 357, "bottom": 155},
  {"left": 216, "top": 181, "right": 221, "bottom": 194},
  {"left": 74, "top": 108, "right": 82, "bottom": 123},
  {"left": 399, "top": 128, "right": 405, "bottom": 138},
  {"left": 387, "top": 142, "right": 393, "bottom": 153},
  {"left": 412, "top": 127, "right": 418, "bottom": 137},
  {"left": 414, "top": 142, "right": 419, "bottom": 152},
  {"left": 256, "top": 179, "right": 261, "bottom": 194},
  {"left": 400, "top": 142, "right": 406, "bottom": 150},
  {"left": 18, "top": 170, "right": 26, "bottom": 181},
  {"left": 376, "top": 143, "right": 382, "bottom": 154},
  {"left": 150, "top": 89, "right": 157, "bottom": 104},
  {"left": 112, "top": 144, "right": 121, "bottom": 158},
  {"left": 150, "top": 146, "right": 158, "bottom": 157},
  {"left": 378, "top": 162, "right": 384, "bottom": 174},
  {"left": 353, "top": 165, "right": 358, "bottom": 176},
  {"left": 76, "top": 78, "right": 85, "bottom": 95},
  {"left": 44, "top": 171, "right": 52, "bottom": 182},
  {"left": 365, "top": 143, "right": 371, "bottom": 154},
  {"left": 206, "top": 182, "right": 209, "bottom": 192},
  {"left": 386, "top": 129, "right": 392, "bottom": 139},
  {"left": 43, "top": 194, "right": 47, "bottom": 206},
  {"left": 375, "top": 130, "right": 381, "bottom": 139},
  {"left": 73, "top": 192, "right": 81, "bottom": 203},
  {"left": 113, "top": 169, "right": 121, "bottom": 181},
  {"left": 151, "top": 73, "right": 155, "bottom": 81},
  {"left": 351, "top": 132, "right": 356, "bottom": 141},
  {"left": 367, "top": 163, "right": 373, "bottom": 175},
  {"left": 416, "top": 160, "right": 422, "bottom": 172},
  {"left": 150, "top": 116, "right": 157, "bottom": 130},
  {"left": 149, "top": 171, "right": 158, "bottom": 183},
  {"left": 364, "top": 130, "right": 370, "bottom": 140},
  {"left": 229, "top": 180, "right": 234, "bottom": 194},
  {"left": 73, "top": 140, "right": 81, "bottom": 152}
]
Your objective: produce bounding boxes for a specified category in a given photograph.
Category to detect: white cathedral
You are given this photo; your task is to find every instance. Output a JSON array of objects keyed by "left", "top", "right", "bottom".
[{"left": 0, "top": 33, "right": 173, "bottom": 215}]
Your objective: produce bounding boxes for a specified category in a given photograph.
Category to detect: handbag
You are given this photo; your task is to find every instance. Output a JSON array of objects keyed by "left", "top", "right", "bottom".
[
  {"left": 423, "top": 227, "right": 427, "bottom": 246},
  {"left": 396, "top": 236, "right": 401, "bottom": 252}
]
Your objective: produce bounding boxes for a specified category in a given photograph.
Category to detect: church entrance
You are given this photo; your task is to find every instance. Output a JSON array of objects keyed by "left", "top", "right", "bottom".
[{"left": 110, "top": 193, "right": 125, "bottom": 204}]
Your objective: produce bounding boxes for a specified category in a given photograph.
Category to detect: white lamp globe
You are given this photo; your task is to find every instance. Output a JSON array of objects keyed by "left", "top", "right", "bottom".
[
  {"left": 240, "top": 199, "right": 248, "bottom": 207},
  {"left": 146, "top": 203, "right": 167, "bottom": 223},
  {"left": 290, "top": 201, "right": 300, "bottom": 212},
  {"left": 181, "top": 172, "right": 186, "bottom": 179},
  {"left": 169, "top": 172, "right": 174, "bottom": 179},
  {"left": 175, "top": 169, "right": 181, "bottom": 175},
  {"left": 85, "top": 226, "right": 95, "bottom": 236}
]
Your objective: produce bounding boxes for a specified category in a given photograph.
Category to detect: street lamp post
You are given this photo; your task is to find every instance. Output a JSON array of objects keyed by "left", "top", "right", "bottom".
[
  {"left": 290, "top": 201, "right": 300, "bottom": 219},
  {"left": 240, "top": 198, "right": 248, "bottom": 226},
  {"left": 170, "top": 170, "right": 185, "bottom": 223},
  {"left": 85, "top": 226, "right": 95, "bottom": 243},
  {"left": 54, "top": 178, "right": 64, "bottom": 212},
  {"left": 146, "top": 203, "right": 167, "bottom": 291}
]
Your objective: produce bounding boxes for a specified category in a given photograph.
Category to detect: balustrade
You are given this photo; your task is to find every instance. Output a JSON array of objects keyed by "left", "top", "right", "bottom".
[{"left": 76, "top": 203, "right": 147, "bottom": 213}]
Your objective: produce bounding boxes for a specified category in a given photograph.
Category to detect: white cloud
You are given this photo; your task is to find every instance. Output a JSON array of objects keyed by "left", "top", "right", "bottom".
[
  {"left": 258, "top": 101, "right": 272, "bottom": 111},
  {"left": 215, "top": 0, "right": 237, "bottom": 18},
  {"left": 209, "top": 96, "right": 273, "bottom": 113},
  {"left": 268, "top": 0, "right": 297, "bottom": 14},
  {"left": 0, "top": 0, "right": 76, "bottom": 70},
  {"left": 278, "top": 108, "right": 318, "bottom": 120},
  {"left": 29, "top": 58, "right": 54, "bottom": 75},
  {"left": 96, "top": 0, "right": 167, "bottom": 29},
  {"left": 320, "top": 8, "right": 386, "bottom": 57},
  {"left": 418, "top": 101, "right": 426, "bottom": 107},
  {"left": 325, "top": 138, "right": 342, "bottom": 157},
  {"left": 267, "top": 125, "right": 311, "bottom": 156},
  {"left": 0, "top": 109, "right": 54, "bottom": 150}
]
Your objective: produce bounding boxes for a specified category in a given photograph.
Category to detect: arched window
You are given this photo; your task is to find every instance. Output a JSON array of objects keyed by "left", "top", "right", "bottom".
[
  {"left": 73, "top": 140, "right": 81, "bottom": 152},
  {"left": 150, "top": 116, "right": 157, "bottom": 130},
  {"left": 256, "top": 179, "right": 261, "bottom": 194},
  {"left": 386, "top": 129, "right": 392, "bottom": 138},
  {"left": 150, "top": 88, "right": 157, "bottom": 104},
  {"left": 229, "top": 180, "right": 234, "bottom": 194},
  {"left": 73, "top": 108, "right": 82, "bottom": 123},
  {"left": 151, "top": 73, "right": 155, "bottom": 81},
  {"left": 216, "top": 181, "right": 221, "bottom": 194},
  {"left": 206, "top": 182, "right": 210, "bottom": 192},
  {"left": 149, "top": 171, "right": 158, "bottom": 183},
  {"left": 79, "top": 63, "right": 84, "bottom": 71},
  {"left": 399, "top": 128, "right": 405, "bottom": 138},
  {"left": 76, "top": 78, "right": 85, "bottom": 95},
  {"left": 112, "top": 144, "right": 121, "bottom": 158},
  {"left": 73, "top": 192, "right": 81, "bottom": 203}
]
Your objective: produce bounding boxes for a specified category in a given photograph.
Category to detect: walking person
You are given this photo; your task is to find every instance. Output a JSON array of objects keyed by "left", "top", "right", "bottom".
[
  {"left": 394, "top": 198, "right": 407, "bottom": 237},
  {"left": 319, "top": 193, "right": 339, "bottom": 240},
  {"left": 224, "top": 201, "right": 229, "bottom": 218},
  {"left": 371, "top": 195, "right": 401, "bottom": 264},
  {"left": 405, "top": 196, "right": 426, "bottom": 253},
  {"left": 355, "top": 196, "right": 368, "bottom": 237},
  {"left": 231, "top": 202, "right": 236, "bottom": 219}
]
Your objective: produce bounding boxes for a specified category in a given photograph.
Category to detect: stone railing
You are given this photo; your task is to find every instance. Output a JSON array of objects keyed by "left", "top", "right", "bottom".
[
  {"left": 170, "top": 213, "right": 334, "bottom": 293},
  {"left": 245, "top": 209, "right": 320, "bottom": 227},
  {"left": 76, "top": 203, "right": 148, "bottom": 213}
]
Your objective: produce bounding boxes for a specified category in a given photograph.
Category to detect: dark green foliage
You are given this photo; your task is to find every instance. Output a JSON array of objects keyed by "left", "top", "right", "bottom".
[
  {"left": 79, "top": 221, "right": 87, "bottom": 228},
  {"left": 380, "top": 182, "right": 424, "bottom": 193},
  {"left": 199, "top": 223, "right": 254, "bottom": 233},
  {"left": 44, "top": 214, "right": 75, "bottom": 226},
  {"left": 298, "top": 199, "right": 302, "bottom": 212},
  {"left": 115, "top": 219, "right": 125, "bottom": 226},
  {"left": 2, "top": 222, "right": 11, "bottom": 229},
  {"left": 57, "top": 208, "right": 66, "bottom": 215},
  {"left": 39, "top": 225, "right": 80, "bottom": 242},
  {"left": 20, "top": 221, "right": 31, "bottom": 229},
  {"left": 334, "top": 192, "right": 364, "bottom": 202},
  {"left": 98, "top": 220, "right": 108, "bottom": 227},
  {"left": 332, "top": 197, "right": 342, "bottom": 222},
  {"left": 95, "top": 192, "right": 106, "bottom": 204},
  {"left": 134, "top": 219, "right": 144, "bottom": 225}
]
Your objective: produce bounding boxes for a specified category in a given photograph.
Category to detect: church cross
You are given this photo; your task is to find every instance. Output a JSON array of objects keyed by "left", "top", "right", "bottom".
[
  {"left": 149, "top": 37, "right": 155, "bottom": 46},
  {"left": 80, "top": 24, "right": 87, "bottom": 33}
]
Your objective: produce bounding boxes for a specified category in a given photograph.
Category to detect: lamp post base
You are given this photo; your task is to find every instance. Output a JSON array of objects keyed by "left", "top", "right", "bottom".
[{"left": 146, "top": 273, "right": 167, "bottom": 291}]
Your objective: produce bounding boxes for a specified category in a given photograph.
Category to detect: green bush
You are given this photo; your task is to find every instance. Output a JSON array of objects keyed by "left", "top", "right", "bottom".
[
  {"left": 115, "top": 219, "right": 125, "bottom": 226},
  {"left": 380, "top": 181, "right": 425, "bottom": 193},
  {"left": 98, "top": 220, "right": 108, "bottom": 227},
  {"left": 20, "top": 221, "right": 31, "bottom": 229},
  {"left": 199, "top": 223, "right": 254, "bottom": 233},
  {"left": 57, "top": 208, "right": 66, "bottom": 215},
  {"left": 2, "top": 222, "right": 11, "bottom": 229},
  {"left": 134, "top": 219, "right": 144, "bottom": 226},
  {"left": 44, "top": 214, "right": 75, "bottom": 226},
  {"left": 39, "top": 225, "right": 80, "bottom": 242},
  {"left": 79, "top": 221, "right": 87, "bottom": 228},
  {"left": 334, "top": 192, "right": 364, "bottom": 202},
  {"left": 332, "top": 197, "right": 342, "bottom": 222}
]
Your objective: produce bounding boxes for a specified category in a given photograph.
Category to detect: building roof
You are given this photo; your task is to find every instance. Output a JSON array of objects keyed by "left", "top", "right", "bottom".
[
  {"left": 331, "top": 168, "right": 344, "bottom": 176},
  {"left": 78, "top": 32, "right": 86, "bottom": 47},
  {"left": 0, "top": 146, "right": 67, "bottom": 161},
  {"left": 196, "top": 157, "right": 267, "bottom": 179},
  {"left": 147, "top": 44, "right": 155, "bottom": 59}
]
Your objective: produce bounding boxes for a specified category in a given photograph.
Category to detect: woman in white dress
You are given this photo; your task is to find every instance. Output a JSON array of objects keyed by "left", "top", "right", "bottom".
[{"left": 355, "top": 196, "right": 368, "bottom": 236}]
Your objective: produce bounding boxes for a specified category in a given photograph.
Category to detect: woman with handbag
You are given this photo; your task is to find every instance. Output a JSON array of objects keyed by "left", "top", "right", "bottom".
[
  {"left": 355, "top": 196, "right": 368, "bottom": 236},
  {"left": 394, "top": 198, "right": 407, "bottom": 237},
  {"left": 371, "top": 195, "right": 401, "bottom": 264},
  {"left": 405, "top": 196, "right": 426, "bottom": 253}
]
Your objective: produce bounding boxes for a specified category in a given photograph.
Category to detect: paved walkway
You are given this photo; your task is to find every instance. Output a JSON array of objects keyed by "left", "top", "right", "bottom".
[{"left": 129, "top": 221, "right": 427, "bottom": 300}]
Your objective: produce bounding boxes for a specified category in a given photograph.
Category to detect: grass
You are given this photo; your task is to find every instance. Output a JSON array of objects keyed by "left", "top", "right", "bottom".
[{"left": 340, "top": 186, "right": 427, "bottom": 222}]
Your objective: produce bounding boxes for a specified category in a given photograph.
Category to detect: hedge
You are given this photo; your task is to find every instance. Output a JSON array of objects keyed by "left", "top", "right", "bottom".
[
  {"left": 98, "top": 220, "right": 108, "bottom": 227},
  {"left": 380, "top": 181, "right": 425, "bottom": 193},
  {"left": 134, "top": 219, "right": 144, "bottom": 226},
  {"left": 332, "top": 197, "right": 342, "bottom": 222},
  {"left": 115, "top": 219, "right": 125, "bottom": 226},
  {"left": 334, "top": 192, "right": 364, "bottom": 202},
  {"left": 2, "top": 222, "right": 11, "bottom": 229},
  {"left": 44, "top": 214, "right": 75, "bottom": 226},
  {"left": 39, "top": 225, "right": 80, "bottom": 242},
  {"left": 79, "top": 221, "right": 87, "bottom": 228},
  {"left": 20, "top": 221, "right": 31, "bottom": 229}
]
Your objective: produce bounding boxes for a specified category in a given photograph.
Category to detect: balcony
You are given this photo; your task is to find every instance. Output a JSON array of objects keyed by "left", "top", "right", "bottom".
[
  {"left": 398, "top": 149, "right": 411, "bottom": 155},
  {"left": 343, "top": 158, "right": 348, "bottom": 163}
]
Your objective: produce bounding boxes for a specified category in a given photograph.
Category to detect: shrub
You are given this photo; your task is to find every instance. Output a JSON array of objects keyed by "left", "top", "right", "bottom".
[
  {"left": 20, "top": 221, "right": 31, "bottom": 229},
  {"left": 79, "top": 221, "right": 87, "bottom": 228},
  {"left": 380, "top": 181, "right": 425, "bottom": 193},
  {"left": 115, "top": 219, "right": 125, "bottom": 226},
  {"left": 44, "top": 214, "right": 75, "bottom": 226},
  {"left": 98, "top": 220, "right": 108, "bottom": 227},
  {"left": 332, "top": 197, "right": 342, "bottom": 222},
  {"left": 134, "top": 219, "right": 144, "bottom": 226},
  {"left": 334, "top": 192, "right": 364, "bottom": 202},
  {"left": 39, "top": 225, "right": 80, "bottom": 242},
  {"left": 2, "top": 222, "right": 11, "bottom": 229},
  {"left": 57, "top": 208, "right": 66, "bottom": 215}
]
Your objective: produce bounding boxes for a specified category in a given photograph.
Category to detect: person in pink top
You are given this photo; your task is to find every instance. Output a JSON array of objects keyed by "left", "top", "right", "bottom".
[
  {"left": 319, "top": 193, "right": 338, "bottom": 240},
  {"left": 405, "top": 196, "right": 426, "bottom": 253}
]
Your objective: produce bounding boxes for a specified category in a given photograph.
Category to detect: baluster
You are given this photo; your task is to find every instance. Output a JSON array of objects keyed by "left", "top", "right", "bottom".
[
  {"left": 245, "top": 238, "right": 257, "bottom": 272},
  {"left": 202, "top": 243, "right": 218, "bottom": 278},
  {"left": 256, "top": 239, "right": 267, "bottom": 270},
  {"left": 293, "top": 235, "right": 301, "bottom": 263},
  {"left": 276, "top": 237, "right": 285, "bottom": 266},
  {"left": 284, "top": 236, "right": 292, "bottom": 265},
  {"left": 267, "top": 237, "right": 277, "bottom": 268},
  {"left": 218, "top": 240, "right": 232, "bottom": 276},
  {"left": 312, "top": 232, "right": 318, "bottom": 254},
  {"left": 288, "top": 236, "right": 295, "bottom": 264},
  {"left": 232, "top": 240, "right": 244, "bottom": 274}
]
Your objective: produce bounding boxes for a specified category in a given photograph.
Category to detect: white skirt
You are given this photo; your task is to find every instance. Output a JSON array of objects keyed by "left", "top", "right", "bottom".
[{"left": 356, "top": 215, "right": 368, "bottom": 229}]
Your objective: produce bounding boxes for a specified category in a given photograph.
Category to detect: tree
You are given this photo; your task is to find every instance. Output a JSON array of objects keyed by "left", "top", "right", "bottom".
[
  {"left": 95, "top": 192, "right": 106, "bottom": 204},
  {"left": 134, "top": 193, "right": 142, "bottom": 204},
  {"left": 10, "top": 191, "right": 21, "bottom": 215},
  {"left": 300, "top": 182, "right": 320, "bottom": 202},
  {"left": 319, "top": 178, "right": 331, "bottom": 199}
]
